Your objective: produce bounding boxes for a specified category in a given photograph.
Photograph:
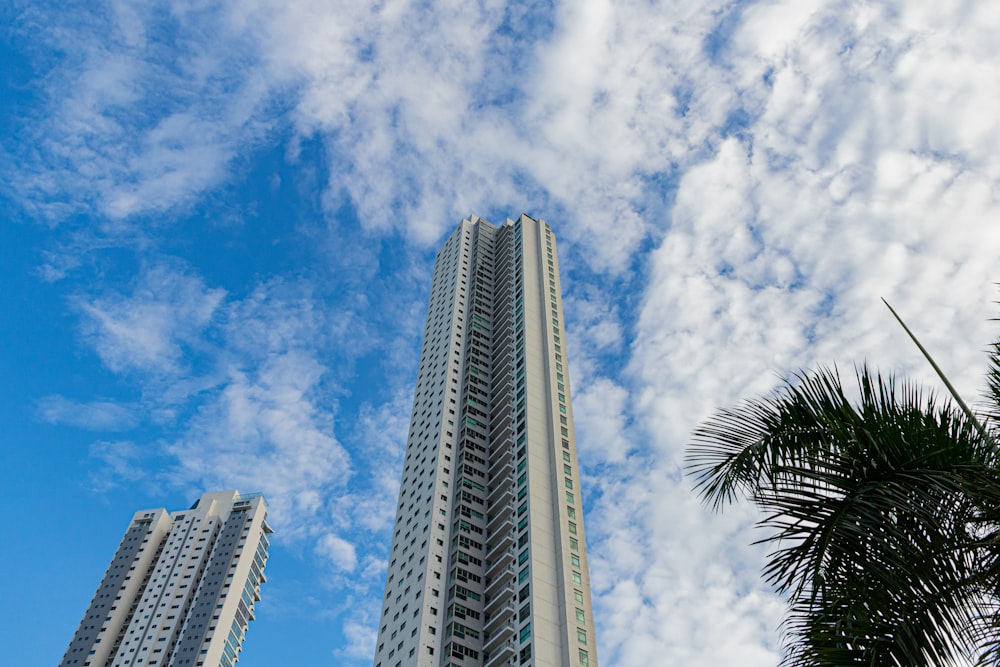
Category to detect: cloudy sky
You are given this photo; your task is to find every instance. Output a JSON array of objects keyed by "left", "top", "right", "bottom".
[{"left": 3, "top": 0, "right": 999, "bottom": 664}]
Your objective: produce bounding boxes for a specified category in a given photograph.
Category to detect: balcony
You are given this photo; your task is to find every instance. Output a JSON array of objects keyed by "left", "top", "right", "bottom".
[
  {"left": 488, "top": 463, "right": 514, "bottom": 491},
  {"left": 483, "top": 623, "right": 516, "bottom": 657},
  {"left": 484, "top": 593, "right": 515, "bottom": 632},
  {"left": 484, "top": 638, "right": 517, "bottom": 667},
  {"left": 485, "top": 497, "right": 513, "bottom": 527},
  {"left": 492, "top": 317, "right": 514, "bottom": 342},
  {"left": 487, "top": 483, "right": 513, "bottom": 509},
  {"left": 487, "top": 445, "right": 513, "bottom": 477},
  {"left": 484, "top": 567, "right": 514, "bottom": 601},
  {"left": 485, "top": 543, "right": 515, "bottom": 572},
  {"left": 490, "top": 414, "right": 513, "bottom": 442},
  {"left": 491, "top": 367, "right": 514, "bottom": 394},
  {"left": 487, "top": 512, "right": 514, "bottom": 543},
  {"left": 489, "top": 401, "right": 513, "bottom": 429},
  {"left": 486, "top": 527, "right": 514, "bottom": 558}
]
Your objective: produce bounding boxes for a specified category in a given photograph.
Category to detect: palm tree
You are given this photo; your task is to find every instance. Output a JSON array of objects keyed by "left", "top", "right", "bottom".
[{"left": 686, "top": 340, "right": 1000, "bottom": 665}]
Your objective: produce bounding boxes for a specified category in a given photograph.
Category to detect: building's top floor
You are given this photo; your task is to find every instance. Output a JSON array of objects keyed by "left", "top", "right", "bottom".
[{"left": 130, "top": 489, "right": 273, "bottom": 534}]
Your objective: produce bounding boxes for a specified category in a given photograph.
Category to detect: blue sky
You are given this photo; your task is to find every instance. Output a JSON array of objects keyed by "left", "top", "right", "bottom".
[{"left": 3, "top": 1, "right": 1000, "bottom": 665}]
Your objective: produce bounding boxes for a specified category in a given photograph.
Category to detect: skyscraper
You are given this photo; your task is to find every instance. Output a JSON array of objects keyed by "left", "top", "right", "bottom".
[
  {"left": 60, "top": 490, "right": 271, "bottom": 667},
  {"left": 374, "top": 215, "right": 597, "bottom": 667}
]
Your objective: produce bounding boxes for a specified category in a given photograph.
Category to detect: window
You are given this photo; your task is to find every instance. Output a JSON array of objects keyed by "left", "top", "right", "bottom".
[
  {"left": 579, "top": 649, "right": 590, "bottom": 665},
  {"left": 565, "top": 478, "right": 573, "bottom": 489},
  {"left": 572, "top": 571, "right": 582, "bottom": 584},
  {"left": 575, "top": 608, "right": 585, "bottom": 623},
  {"left": 519, "top": 624, "right": 532, "bottom": 642},
  {"left": 574, "top": 589, "right": 584, "bottom": 604},
  {"left": 577, "top": 628, "right": 587, "bottom": 643},
  {"left": 569, "top": 522, "right": 577, "bottom": 535},
  {"left": 571, "top": 554, "right": 580, "bottom": 567}
]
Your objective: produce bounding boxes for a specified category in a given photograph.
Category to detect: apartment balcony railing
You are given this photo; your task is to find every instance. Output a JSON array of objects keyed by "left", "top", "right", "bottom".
[
  {"left": 490, "top": 412, "right": 513, "bottom": 442},
  {"left": 491, "top": 376, "right": 514, "bottom": 403},
  {"left": 483, "top": 622, "right": 516, "bottom": 656},
  {"left": 485, "top": 500, "right": 513, "bottom": 532},
  {"left": 485, "top": 545, "right": 515, "bottom": 574},
  {"left": 483, "top": 567, "right": 515, "bottom": 602},
  {"left": 489, "top": 398, "right": 513, "bottom": 427},
  {"left": 486, "top": 516, "right": 514, "bottom": 549},
  {"left": 486, "top": 529, "right": 514, "bottom": 562},
  {"left": 487, "top": 463, "right": 514, "bottom": 492},
  {"left": 484, "top": 594, "right": 515, "bottom": 630},
  {"left": 487, "top": 443, "right": 513, "bottom": 475},
  {"left": 486, "top": 483, "right": 513, "bottom": 509}
]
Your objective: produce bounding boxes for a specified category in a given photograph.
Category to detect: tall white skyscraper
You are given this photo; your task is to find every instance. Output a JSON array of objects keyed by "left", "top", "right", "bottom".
[
  {"left": 374, "top": 215, "right": 598, "bottom": 667},
  {"left": 59, "top": 490, "right": 271, "bottom": 667}
]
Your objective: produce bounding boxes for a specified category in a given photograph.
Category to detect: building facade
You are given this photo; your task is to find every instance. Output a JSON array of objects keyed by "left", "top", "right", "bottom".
[
  {"left": 374, "top": 215, "right": 598, "bottom": 667},
  {"left": 60, "top": 490, "right": 271, "bottom": 667}
]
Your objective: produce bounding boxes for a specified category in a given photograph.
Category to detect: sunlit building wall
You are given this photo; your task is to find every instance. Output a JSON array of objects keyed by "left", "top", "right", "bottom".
[
  {"left": 59, "top": 490, "right": 272, "bottom": 667},
  {"left": 374, "top": 214, "right": 598, "bottom": 667}
]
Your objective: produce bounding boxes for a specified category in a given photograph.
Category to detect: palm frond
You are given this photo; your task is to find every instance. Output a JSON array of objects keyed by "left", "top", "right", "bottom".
[{"left": 686, "top": 364, "right": 994, "bottom": 666}]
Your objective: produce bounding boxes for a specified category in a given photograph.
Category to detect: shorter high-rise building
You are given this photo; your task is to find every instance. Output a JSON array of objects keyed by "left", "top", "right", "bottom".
[{"left": 59, "top": 490, "right": 272, "bottom": 667}]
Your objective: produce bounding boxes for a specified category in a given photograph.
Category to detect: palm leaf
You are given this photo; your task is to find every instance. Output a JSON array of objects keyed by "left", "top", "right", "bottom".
[{"left": 687, "top": 365, "right": 991, "bottom": 665}]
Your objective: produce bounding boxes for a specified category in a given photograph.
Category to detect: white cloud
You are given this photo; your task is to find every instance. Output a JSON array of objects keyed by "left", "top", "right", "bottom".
[
  {"left": 38, "top": 395, "right": 139, "bottom": 431},
  {"left": 586, "top": 460, "right": 784, "bottom": 666},
  {"left": 339, "top": 615, "right": 379, "bottom": 661},
  {"left": 88, "top": 440, "right": 149, "bottom": 491},
  {"left": 78, "top": 265, "right": 225, "bottom": 374},
  {"left": 573, "top": 377, "right": 630, "bottom": 465},
  {"left": 612, "top": 1, "right": 1000, "bottom": 662},
  {"left": 165, "top": 349, "right": 350, "bottom": 537},
  {"left": 316, "top": 533, "right": 358, "bottom": 573},
  {"left": 9, "top": 1, "right": 275, "bottom": 223}
]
